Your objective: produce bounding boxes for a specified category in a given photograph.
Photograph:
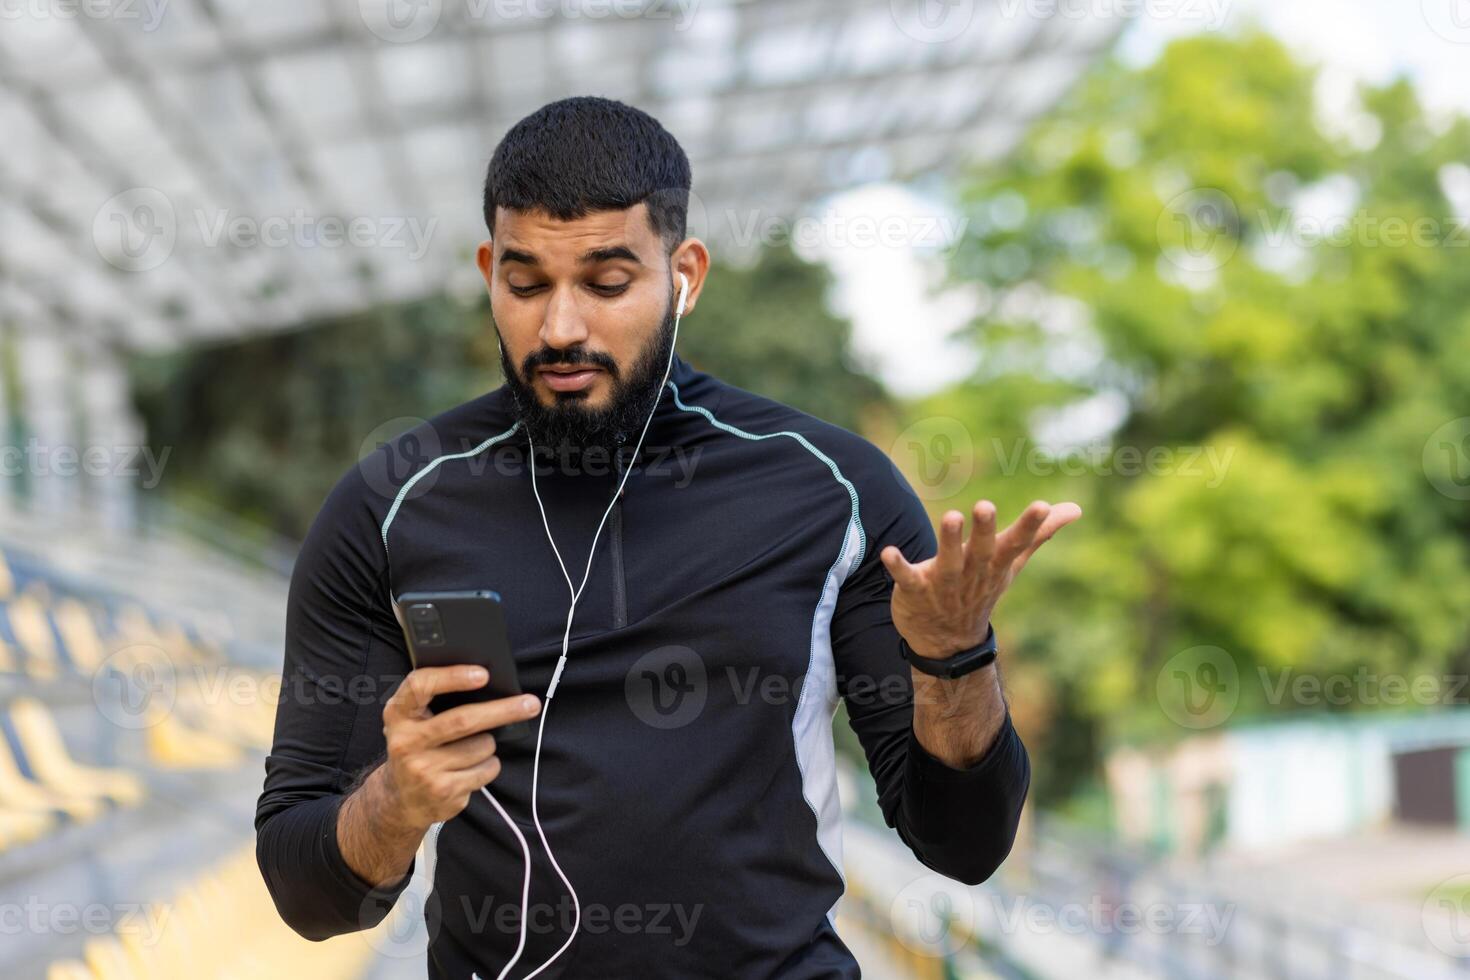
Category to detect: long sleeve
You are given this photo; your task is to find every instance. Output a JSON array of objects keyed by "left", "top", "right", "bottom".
[
  {"left": 254, "top": 465, "right": 417, "bottom": 940},
  {"left": 833, "top": 457, "right": 1031, "bottom": 886}
]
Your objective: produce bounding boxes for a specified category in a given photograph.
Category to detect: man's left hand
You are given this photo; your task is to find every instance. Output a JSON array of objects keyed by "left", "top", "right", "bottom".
[{"left": 880, "top": 499, "right": 1082, "bottom": 660}]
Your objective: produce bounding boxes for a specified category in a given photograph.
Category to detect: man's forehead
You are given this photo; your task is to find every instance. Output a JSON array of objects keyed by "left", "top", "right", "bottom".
[{"left": 493, "top": 203, "right": 656, "bottom": 255}]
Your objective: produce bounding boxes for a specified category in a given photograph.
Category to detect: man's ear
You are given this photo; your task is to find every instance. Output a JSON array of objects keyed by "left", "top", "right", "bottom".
[{"left": 476, "top": 240, "right": 494, "bottom": 289}]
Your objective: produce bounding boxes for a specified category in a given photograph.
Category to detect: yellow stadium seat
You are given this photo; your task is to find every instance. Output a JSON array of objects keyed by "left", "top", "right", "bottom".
[
  {"left": 7, "top": 699, "right": 145, "bottom": 807},
  {"left": 83, "top": 935, "right": 145, "bottom": 980},
  {"left": 145, "top": 711, "right": 243, "bottom": 769},
  {"left": 53, "top": 599, "right": 108, "bottom": 674},
  {"left": 0, "top": 549, "right": 14, "bottom": 600},
  {"left": 5, "top": 592, "right": 60, "bottom": 680},
  {"left": 0, "top": 807, "right": 57, "bottom": 850},
  {"left": 45, "top": 960, "right": 92, "bottom": 980},
  {"left": 0, "top": 730, "right": 103, "bottom": 822}
]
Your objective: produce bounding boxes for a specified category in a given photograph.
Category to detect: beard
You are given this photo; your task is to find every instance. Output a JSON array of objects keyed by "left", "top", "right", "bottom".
[{"left": 496, "top": 292, "right": 677, "bottom": 458}]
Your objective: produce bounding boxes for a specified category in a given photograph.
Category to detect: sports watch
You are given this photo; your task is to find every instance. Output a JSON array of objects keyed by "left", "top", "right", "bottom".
[{"left": 900, "top": 622, "right": 998, "bottom": 679}]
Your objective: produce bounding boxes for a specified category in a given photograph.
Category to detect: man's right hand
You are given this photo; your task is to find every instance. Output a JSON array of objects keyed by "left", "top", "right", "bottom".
[
  {"left": 379, "top": 665, "right": 543, "bottom": 829},
  {"left": 336, "top": 666, "right": 541, "bottom": 889}
]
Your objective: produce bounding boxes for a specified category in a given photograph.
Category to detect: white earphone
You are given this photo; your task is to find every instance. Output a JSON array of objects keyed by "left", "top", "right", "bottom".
[{"left": 473, "top": 271, "right": 689, "bottom": 980}]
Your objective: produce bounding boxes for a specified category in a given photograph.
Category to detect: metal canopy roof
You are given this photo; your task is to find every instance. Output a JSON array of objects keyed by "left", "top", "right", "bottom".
[{"left": 0, "top": 0, "right": 1125, "bottom": 353}]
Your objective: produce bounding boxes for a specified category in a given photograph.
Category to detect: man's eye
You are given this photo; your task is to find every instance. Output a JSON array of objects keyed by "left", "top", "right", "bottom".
[
  {"left": 508, "top": 283, "right": 545, "bottom": 296},
  {"left": 590, "top": 282, "right": 630, "bottom": 296}
]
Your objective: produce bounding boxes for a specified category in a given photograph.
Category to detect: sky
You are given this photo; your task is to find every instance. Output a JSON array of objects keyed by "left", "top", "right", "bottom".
[{"left": 821, "top": 0, "right": 1470, "bottom": 397}]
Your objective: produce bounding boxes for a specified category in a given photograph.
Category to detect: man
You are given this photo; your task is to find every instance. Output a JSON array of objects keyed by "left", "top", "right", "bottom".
[{"left": 255, "top": 96, "right": 1080, "bottom": 979}]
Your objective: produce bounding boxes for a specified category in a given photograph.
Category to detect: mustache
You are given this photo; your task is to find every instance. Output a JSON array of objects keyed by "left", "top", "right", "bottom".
[{"left": 521, "top": 346, "right": 621, "bottom": 378}]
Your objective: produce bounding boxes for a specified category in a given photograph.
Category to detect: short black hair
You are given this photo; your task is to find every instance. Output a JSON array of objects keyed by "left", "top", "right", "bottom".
[{"left": 483, "top": 96, "right": 692, "bottom": 254}]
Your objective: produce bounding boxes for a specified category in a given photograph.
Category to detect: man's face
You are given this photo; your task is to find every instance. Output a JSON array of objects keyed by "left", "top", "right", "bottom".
[{"left": 478, "top": 203, "right": 681, "bottom": 449}]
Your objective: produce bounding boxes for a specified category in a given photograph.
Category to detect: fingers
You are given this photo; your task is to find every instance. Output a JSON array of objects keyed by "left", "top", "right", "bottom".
[
  {"left": 963, "top": 500, "right": 997, "bottom": 577},
  {"left": 880, "top": 545, "right": 924, "bottom": 590},
  {"left": 418, "top": 693, "right": 541, "bottom": 749},
  {"left": 993, "top": 500, "right": 1051, "bottom": 569},
  {"left": 936, "top": 510, "right": 967, "bottom": 578},
  {"left": 435, "top": 732, "right": 498, "bottom": 771},
  {"left": 1012, "top": 501, "right": 1083, "bottom": 573},
  {"left": 447, "top": 754, "right": 505, "bottom": 796},
  {"left": 385, "top": 665, "right": 489, "bottom": 721}
]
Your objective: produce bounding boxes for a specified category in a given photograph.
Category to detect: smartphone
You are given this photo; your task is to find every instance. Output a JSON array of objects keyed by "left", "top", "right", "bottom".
[{"left": 394, "top": 590, "right": 529, "bottom": 741}]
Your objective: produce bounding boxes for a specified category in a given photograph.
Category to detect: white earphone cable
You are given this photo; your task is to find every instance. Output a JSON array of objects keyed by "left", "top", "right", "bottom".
[{"left": 475, "top": 272, "right": 689, "bottom": 980}]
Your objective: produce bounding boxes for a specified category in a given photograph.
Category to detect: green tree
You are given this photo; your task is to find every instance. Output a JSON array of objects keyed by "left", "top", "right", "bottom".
[{"left": 907, "top": 32, "right": 1470, "bottom": 805}]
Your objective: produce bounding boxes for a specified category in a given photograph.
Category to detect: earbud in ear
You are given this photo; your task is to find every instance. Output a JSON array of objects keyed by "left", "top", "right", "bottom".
[{"left": 677, "top": 272, "right": 690, "bottom": 315}]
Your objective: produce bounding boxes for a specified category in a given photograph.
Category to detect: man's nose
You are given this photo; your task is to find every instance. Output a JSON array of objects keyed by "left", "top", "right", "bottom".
[{"left": 540, "top": 287, "right": 590, "bottom": 350}]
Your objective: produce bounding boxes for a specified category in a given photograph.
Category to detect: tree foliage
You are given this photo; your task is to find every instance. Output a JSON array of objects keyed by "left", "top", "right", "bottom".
[{"left": 909, "top": 33, "right": 1470, "bottom": 803}]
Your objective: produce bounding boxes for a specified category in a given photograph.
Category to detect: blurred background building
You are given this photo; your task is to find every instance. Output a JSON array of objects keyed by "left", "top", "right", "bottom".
[{"left": 3, "top": 0, "right": 1470, "bottom": 978}]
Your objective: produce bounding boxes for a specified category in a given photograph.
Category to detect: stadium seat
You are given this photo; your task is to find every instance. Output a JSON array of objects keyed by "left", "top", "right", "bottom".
[
  {"left": 52, "top": 599, "right": 108, "bottom": 675},
  {"left": 50, "top": 844, "right": 390, "bottom": 980},
  {"left": 4, "top": 592, "right": 62, "bottom": 680},
  {"left": 0, "top": 547, "right": 14, "bottom": 600},
  {"left": 82, "top": 936, "right": 142, "bottom": 980},
  {"left": 44, "top": 960, "right": 92, "bottom": 980},
  {"left": 5, "top": 699, "right": 145, "bottom": 807},
  {"left": 0, "top": 807, "right": 56, "bottom": 851},
  {"left": 144, "top": 711, "right": 243, "bottom": 769},
  {"left": 0, "top": 724, "right": 103, "bottom": 822}
]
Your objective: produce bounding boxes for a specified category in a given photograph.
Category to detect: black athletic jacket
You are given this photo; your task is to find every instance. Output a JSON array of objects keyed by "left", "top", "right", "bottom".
[{"left": 254, "top": 353, "right": 1030, "bottom": 979}]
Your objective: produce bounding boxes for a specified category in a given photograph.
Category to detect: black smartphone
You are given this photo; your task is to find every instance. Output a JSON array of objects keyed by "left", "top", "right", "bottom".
[{"left": 394, "top": 590, "right": 529, "bottom": 741}]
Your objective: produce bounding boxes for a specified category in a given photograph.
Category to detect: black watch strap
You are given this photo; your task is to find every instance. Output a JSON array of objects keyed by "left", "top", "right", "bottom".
[{"left": 901, "top": 623, "right": 998, "bottom": 679}]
